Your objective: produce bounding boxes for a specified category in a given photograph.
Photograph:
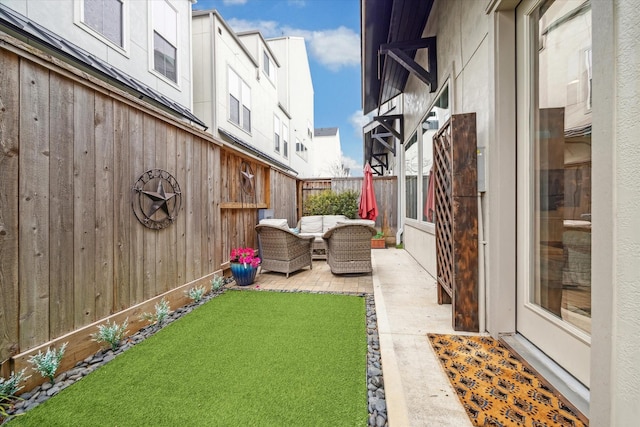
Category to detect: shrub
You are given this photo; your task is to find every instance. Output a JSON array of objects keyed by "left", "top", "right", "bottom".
[
  {"left": 91, "top": 319, "right": 129, "bottom": 351},
  {"left": 0, "top": 369, "right": 29, "bottom": 397},
  {"left": 28, "top": 343, "right": 68, "bottom": 384},
  {"left": 140, "top": 298, "right": 171, "bottom": 327},
  {"left": 185, "top": 285, "right": 207, "bottom": 303},
  {"left": 211, "top": 274, "right": 224, "bottom": 291},
  {"left": 304, "top": 190, "right": 359, "bottom": 218}
]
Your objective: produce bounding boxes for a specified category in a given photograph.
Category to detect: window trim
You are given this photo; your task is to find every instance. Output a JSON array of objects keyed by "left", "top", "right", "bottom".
[
  {"left": 228, "top": 67, "right": 252, "bottom": 134},
  {"left": 149, "top": 0, "right": 180, "bottom": 88},
  {"left": 274, "top": 115, "right": 281, "bottom": 154},
  {"left": 282, "top": 123, "right": 289, "bottom": 159},
  {"left": 75, "top": 0, "right": 129, "bottom": 56},
  {"left": 263, "top": 49, "right": 276, "bottom": 85}
]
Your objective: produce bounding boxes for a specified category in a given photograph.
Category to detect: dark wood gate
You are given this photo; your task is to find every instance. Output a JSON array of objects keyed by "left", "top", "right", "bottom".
[{"left": 433, "top": 113, "right": 479, "bottom": 332}]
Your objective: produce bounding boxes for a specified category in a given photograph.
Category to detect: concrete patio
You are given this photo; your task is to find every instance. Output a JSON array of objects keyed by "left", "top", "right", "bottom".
[{"left": 233, "top": 248, "right": 472, "bottom": 426}]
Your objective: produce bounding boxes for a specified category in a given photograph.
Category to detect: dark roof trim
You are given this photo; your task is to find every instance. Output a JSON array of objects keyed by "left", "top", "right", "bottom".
[
  {"left": 0, "top": 4, "right": 207, "bottom": 129},
  {"left": 361, "top": 0, "right": 435, "bottom": 114},
  {"left": 218, "top": 128, "right": 298, "bottom": 175}
]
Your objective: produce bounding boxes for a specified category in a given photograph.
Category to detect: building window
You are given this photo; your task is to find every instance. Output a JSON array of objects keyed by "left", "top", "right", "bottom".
[
  {"left": 296, "top": 138, "right": 308, "bottom": 161},
  {"left": 263, "top": 50, "right": 275, "bottom": 83},
  {"left": 228, "top": 68, "right": 251, "bottom": 132},
  {"left": 404, "top": 133, "right": 418, "bottom": 220},
  {"left": 153, "top": 0, "right": 177, "bottom": 83},
  {"left": 82, "top": 0, "right": 123, "bottom": 47},
  {"left": 274, "top": 116, "right": 281, "bottom": 153},
  {"left": 421, "top": 85, "right": 449, "bottom": 223},
  {"left": 282, "top": 124, "right": 289, "bottom": 158}
]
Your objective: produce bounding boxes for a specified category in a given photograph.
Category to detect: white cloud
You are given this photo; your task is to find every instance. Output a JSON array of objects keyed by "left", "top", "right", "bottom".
[
  {"left": 226, "top": 18, "right": 280, "bottom": 36},
  {"left": 223, "top": 0, "right": 248, "bottom": 5},
  {"left": 341, "top": 155, "right": 362, "bottom": 177},
  {"left": 349, "top": 110, "right": 373, "bottom": 135},
  {"left": 306, "top": 27, "right": 360, "bottom": 71},
  {"left": 224, "top": 20, "right": 360, "bottom": 72}
]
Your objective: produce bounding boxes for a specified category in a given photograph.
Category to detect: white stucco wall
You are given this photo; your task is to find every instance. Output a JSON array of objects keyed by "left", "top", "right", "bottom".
[
  {"left": 591, "top": 0, "right": 640, "bottom": 424},
  {"left": 3, "top": 0, "right": 194, "bottom": 110},
  {"left": 311, "top": 130, "right": 342, "bottom": 177},
  {"left": 401, "top": 0, "right": 489, "bottom": 278}
]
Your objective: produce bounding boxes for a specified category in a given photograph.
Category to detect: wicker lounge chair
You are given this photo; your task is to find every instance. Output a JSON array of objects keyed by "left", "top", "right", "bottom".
[
  {"left": 255, "top": 224, "right": 315, "bottom": 278},
  {"left": 322, "top": 223, "right": 377, "bottom": 275}
]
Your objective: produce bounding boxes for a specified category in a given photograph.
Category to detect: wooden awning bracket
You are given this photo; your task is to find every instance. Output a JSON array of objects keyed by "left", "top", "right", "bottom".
[
  {"left": 373, "top": 114, "right": 404, "bottom": 143},
  {"left": 379, "top": 37, "right": 437, "bottom": 93}
]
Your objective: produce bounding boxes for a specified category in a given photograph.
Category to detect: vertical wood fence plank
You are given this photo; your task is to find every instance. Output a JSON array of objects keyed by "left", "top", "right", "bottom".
[
  {"left": 142, "top": 115, "right": 156, "bottom": 299},
  {"left": 200, "top": 141, "right": 210, "bottom": 274},
  {"left": 191, "top": 135, "right": 203, "bottom": 277},
  {"left": 48, "top": 73, "right": 75, "bottom": 338},
  {"left": 19, "top": 61, "right": 51, "bottom": 349},
  {"left": 164, "top": 125, "right": 178, "bottom": 291},
  {"left": 205, "top": 142, "right": 215, "bottom": 273},
  {"left": 113, "top": 102, "right": 130, "bottom": 311},
  {"left": 211, "top": 144, "right": 222, "bottom": 269},
  {"left": 129, "top": 110, "right": 144, "bottom": 304},
  {"left": 73, "top": 84, "right": 96, "bottom": 328},
  {"left": 0, "top": 50, "right": 20, "bottom": 362},
  {"left": 184, "top": 133, "right": 198, "bottom": 281},
  {"left": 94, "top": 94, "right": 114, "bottom": 319},
  {"left": 175, "top": 130, "right": 187, "bottom": 284},
  {"left": 153, "top": 122, "right": 169, "bottom": 294}
]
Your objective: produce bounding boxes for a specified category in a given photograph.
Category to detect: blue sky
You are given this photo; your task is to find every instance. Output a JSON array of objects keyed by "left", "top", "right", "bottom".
[{"left": 193, "top": 0, "right": 368, "bottom": 176}]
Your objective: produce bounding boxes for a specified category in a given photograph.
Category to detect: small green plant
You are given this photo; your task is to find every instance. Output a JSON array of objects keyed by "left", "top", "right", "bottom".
[
  {"left": 140, "top": 298, "right": 171, "bottom": 326},
  {"left": 1, "top": 392, "right": 11, "bottom": 419},
  {"left": 373, "top": 231, "right": 384, "bottom": 239},
  {"left": 28, "top": 343, "right": 68, "bottom": 384},
  {"left": 0, "top": 369, "right": 29, "bottom": 397},
  {"left": 185, "top": 285, "right": 207, "bottom": 303},
  {"left": 211, "top": 274, "right": 224, "bottom": 291},
  {"left": 91, "top": 319, "right": 129, "bottom": 351}
]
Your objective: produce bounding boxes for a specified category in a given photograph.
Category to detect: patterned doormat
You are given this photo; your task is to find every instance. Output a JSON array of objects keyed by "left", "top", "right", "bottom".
[{"left": 427, "top": 334, "right": 589, "bottom": 427}]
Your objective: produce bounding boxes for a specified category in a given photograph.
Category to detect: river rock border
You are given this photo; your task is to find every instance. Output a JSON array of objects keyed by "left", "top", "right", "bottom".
[{"left": 5, "top": 286, "right": 387, "bottom": 427}]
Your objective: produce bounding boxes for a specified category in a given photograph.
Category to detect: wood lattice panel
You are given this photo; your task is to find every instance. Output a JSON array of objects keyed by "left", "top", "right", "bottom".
[
  {"left": 433, "top": 113, "right": 479, "bottom": 332},
  {"left": 434, "top": 123, "right": 453, "bottom": 303}
]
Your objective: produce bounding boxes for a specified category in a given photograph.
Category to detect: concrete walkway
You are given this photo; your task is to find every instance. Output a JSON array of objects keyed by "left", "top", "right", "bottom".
[
  {"left": 371, "top": 249, "right": 472, "bottom": 426},
  {"left": 241, "top": 248, "right": 472, "bottom": 426}
]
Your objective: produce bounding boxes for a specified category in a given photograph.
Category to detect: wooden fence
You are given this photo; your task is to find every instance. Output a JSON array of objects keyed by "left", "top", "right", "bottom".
[
  {"left": 299, "top": 177, "right": 398, "bottom": 241},
  {"left": 0, "top": 34, "right": 297, "bottom": 387}
]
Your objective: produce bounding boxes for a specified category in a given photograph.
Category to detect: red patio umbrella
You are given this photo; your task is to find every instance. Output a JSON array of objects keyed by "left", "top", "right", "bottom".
[
  {"left": 425, "top": 166, "right": 435, "bottom": 222},
  {"left": 358, "top": 162, "right": 378, "bottom": 221}
]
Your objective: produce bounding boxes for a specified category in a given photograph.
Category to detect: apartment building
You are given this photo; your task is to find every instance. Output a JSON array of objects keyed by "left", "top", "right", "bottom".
[
  {"left": 0, "top": 0, "right": 202, "bottom": 127},
  {"left": 192, "top": 10, "right": 317, "bottom": 176}
]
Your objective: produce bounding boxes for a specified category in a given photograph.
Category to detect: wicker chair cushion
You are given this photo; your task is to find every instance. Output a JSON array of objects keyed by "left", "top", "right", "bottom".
[
  {"left": 299, "top": 215, "right": 323, "bottom": 233},
  {"left": 259, "top": 218, "right": 289, "bottom": 229},
  {"left": 322, "top": 215, "right": 348, "bottom": 232},
  {"left": 337, "top": 219, "right": 376, "bottom": 227}
]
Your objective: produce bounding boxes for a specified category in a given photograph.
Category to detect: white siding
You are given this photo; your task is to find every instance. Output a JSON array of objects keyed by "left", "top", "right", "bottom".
[{"left": 2, "top": 0, "right": 194, "bottom": 110}]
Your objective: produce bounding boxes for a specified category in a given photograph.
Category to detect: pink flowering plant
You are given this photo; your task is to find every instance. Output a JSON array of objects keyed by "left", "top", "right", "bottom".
[{"left": 230, "top": 247, "right": 261, "bottom": 268}]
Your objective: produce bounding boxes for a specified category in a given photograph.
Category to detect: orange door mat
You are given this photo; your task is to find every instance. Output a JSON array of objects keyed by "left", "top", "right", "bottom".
[{"left": 427, "top": 334, "right": 588, "bottom": 427}]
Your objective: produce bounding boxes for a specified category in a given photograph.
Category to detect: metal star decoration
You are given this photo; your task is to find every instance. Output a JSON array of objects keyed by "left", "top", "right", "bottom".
[{"left": 142, "top": 179, "right": 177, "bottom": 218}]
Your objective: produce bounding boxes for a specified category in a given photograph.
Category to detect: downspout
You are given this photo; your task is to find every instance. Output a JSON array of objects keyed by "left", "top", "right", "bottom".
[
  {"left": 396, "top": 137, "right": 404, "bottom": 245},
  {"left": 478, "top": 191, "right": 486, "bottom": 333}
]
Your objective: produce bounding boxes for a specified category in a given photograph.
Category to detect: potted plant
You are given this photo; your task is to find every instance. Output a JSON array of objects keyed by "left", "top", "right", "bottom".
[
  {"left": 230, "top": 247, "right": 261, "bottom": 286},
  {"left": 371, "top": 231, "right": 386, "bottom": 249}
]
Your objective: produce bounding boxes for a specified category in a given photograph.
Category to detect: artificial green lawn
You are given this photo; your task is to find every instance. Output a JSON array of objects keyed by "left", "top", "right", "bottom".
[{"left": 10, "top": 291, "right": 367, "bottom": 426}]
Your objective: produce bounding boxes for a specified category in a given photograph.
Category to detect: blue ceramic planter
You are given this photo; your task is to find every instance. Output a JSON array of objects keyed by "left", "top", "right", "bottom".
[{"left": 230, "top": 262, "right": 257, "bottom": 286}]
